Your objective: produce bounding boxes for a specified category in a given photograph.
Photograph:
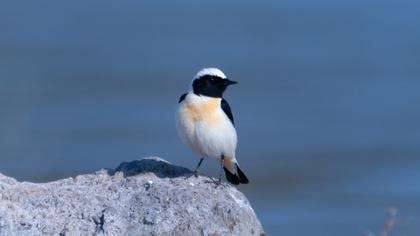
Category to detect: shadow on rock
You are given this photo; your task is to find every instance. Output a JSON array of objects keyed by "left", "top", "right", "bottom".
[{"left": 112, "top": 157, "right": 192, "bottom": 178}]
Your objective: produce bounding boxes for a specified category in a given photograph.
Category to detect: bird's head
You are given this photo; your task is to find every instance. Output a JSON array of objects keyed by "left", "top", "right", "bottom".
[{"left": 191, "top": 68, "right": 237, "bottom": 98}]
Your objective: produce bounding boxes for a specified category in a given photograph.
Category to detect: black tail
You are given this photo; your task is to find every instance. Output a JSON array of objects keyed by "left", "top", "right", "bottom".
[
  {"left": 223, "top": 164, "right": 249, "bottom": 185},
  {"left": 236, "top": 164, "right": 249, "bottom": 184}
]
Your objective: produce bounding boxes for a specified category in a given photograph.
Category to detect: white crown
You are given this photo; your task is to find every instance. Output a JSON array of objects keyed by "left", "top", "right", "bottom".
[{"left": 194, "top": 68, "right": 227, "bottom": 80}]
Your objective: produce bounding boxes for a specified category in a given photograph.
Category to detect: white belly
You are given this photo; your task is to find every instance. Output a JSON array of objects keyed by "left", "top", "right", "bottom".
[{"left": 176, "top": 95, "right": 237, "bottom": 160}]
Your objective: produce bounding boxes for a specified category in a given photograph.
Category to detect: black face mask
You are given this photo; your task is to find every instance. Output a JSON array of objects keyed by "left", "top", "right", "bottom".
[{"left": 192, "top": 75, "right": 237, "bottom": 98}]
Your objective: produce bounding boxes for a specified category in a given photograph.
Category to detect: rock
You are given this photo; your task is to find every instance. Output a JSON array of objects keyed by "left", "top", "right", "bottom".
[{"left": 0, "top": 157, "right": 264, "bottom": 236}]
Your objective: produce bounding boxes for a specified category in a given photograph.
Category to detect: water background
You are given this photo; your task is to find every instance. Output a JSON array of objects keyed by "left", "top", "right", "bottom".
[{"left": 1, "top": 1, "right": 420, "bottom": 235}]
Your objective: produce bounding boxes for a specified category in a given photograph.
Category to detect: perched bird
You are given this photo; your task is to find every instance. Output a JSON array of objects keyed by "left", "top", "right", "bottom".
[{"left": 176, "top": 68, "right": 249, "bottom": 185}]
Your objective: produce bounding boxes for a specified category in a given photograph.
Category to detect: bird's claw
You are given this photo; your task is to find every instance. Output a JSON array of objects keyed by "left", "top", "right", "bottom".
[{"left": 184, "top": 170, "right": 200, "bottom": 180}]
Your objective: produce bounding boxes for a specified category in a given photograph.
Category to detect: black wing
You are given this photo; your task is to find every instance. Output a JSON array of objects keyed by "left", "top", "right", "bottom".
[
  {"left": 178, "top": 93, "right": 187, "bottom": 103},
  {"left": 221, "top": 98, "right": 235, "bottom": 125}
]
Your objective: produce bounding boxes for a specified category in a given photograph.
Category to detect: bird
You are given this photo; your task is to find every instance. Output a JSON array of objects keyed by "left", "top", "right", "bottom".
[{"left": 176, "top": 68, "right": 249, "bottom": 185}]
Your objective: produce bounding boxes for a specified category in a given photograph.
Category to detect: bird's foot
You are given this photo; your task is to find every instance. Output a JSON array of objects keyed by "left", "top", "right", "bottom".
[
  {"left": 204, "top": 177, "right": 226, "bottom": 188},
  {"left": 215, "top": 178, "right": 222, "bottom": 186},
  {"left": 184, "top": 170, "right": 199, "bottom": 180},
  {"left": 214, "top": 178, "right": 229, "bottom": 188}
]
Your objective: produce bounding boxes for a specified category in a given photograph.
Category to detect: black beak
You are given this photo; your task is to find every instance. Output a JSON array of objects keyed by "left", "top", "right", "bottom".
[{"left": 225, "top": 79, "right": 238, "bottom": 86}]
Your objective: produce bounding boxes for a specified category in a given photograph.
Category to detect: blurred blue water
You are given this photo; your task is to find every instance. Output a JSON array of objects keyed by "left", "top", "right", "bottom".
[{"left": 1, "top": 1, "right": 420, "bottom": 235}]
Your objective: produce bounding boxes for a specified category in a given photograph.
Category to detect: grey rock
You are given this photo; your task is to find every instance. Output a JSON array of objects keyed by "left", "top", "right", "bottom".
[{"left": 0, "top": 157, "right": 264, "bottom": 236}]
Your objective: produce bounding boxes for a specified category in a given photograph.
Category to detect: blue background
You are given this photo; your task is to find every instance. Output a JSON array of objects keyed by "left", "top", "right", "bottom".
[{"left": 1, "top": 1, "right": 420, "bottom": 235}]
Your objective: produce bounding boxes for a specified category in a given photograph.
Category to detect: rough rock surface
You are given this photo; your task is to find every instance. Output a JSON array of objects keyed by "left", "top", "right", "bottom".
[{"left": 0, "top": 157, "right": 264, "bottom": 236}]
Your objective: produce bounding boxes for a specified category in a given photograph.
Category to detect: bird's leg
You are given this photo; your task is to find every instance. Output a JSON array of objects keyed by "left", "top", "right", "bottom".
[
  {"left": 217, "top": 155, "right": 225, "bottom": 185},
  {"left": 193, "top": 158, "right": 204, "bottom": 177}
]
